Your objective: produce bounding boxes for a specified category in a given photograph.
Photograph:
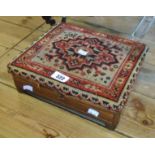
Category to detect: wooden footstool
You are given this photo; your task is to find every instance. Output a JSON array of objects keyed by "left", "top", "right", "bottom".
[{"left": 7, "top": 23, "right": 148, "bottom": 129}]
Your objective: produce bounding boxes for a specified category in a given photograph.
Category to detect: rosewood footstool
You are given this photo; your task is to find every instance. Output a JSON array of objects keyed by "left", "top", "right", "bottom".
[{"left": 8, "top": 23, "right": 148, "bottom": 129}]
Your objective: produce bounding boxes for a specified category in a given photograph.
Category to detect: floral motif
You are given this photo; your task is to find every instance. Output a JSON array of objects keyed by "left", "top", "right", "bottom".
[{"left": 52, "top": 37, "right": 118, "bottom": 70}]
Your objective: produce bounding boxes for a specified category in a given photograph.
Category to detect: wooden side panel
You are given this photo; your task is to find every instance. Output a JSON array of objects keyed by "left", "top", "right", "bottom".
[{"left": 12, "top": 74, "right": 121, "bottom": 130}]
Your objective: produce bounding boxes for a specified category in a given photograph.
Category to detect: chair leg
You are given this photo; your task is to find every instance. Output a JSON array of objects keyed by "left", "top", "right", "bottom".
[
  {"left": 42, "top": 16, "right": 67, "bottom": 26},
  {"left": 42, "top": 16, "right": 56, "bottom": 26},
  {"left": 61, "top": 16, "right": 67, "bottom": 23}
]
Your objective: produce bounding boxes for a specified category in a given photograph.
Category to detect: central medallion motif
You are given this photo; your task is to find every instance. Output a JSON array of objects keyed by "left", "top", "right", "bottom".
[{"left": 53, "top": 37, "right": 118, "bottom": 70}]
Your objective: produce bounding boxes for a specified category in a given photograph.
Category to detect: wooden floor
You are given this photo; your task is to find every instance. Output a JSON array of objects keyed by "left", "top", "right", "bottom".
[{"left": 0, "top": 16, "right": 155, "bottom": 138}]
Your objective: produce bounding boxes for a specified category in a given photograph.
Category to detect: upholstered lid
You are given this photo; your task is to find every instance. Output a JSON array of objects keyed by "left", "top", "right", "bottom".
[{"left": 8, "top": 23, "right": 148, "bottom": 111}]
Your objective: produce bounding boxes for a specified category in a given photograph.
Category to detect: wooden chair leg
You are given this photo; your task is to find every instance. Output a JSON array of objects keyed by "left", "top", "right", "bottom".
[
  {"left": 42, "top": 16, "right": 56, "bottom": 26},
  {"left": 42, "top": 16, "right": 67, "bottom": 26},
  {"left": 61, "top": 16, "right": 67, "bottom": 23}
]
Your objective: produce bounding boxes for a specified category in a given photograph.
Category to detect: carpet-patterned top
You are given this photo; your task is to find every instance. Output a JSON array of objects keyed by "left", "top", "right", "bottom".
[{"left": 8, "top": 23, "right": 148, "bottom": 111}]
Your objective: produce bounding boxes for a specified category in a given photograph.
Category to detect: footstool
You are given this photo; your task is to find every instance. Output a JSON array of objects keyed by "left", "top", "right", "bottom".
[{"left": 8, "top": 23, "right": 148, "bottom": 129}]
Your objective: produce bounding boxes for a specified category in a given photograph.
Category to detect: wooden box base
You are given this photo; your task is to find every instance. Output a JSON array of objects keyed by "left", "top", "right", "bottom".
[{"left": 12, "top": 74, "right": 121, "bottom": 130}]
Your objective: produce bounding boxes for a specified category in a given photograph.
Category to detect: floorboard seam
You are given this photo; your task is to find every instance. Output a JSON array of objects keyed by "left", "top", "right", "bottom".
[
  {"left": 115, "top": 130, "right": 132, "bottom": 138},
  {"left": 0, "top": 25, "right": 45, "bottom": 59},
  {"left": 0, "top": 18, "right": 44, "bottom": 30},
  {"left": 0, "top": 81, "right": 16, "bottom": 90}
]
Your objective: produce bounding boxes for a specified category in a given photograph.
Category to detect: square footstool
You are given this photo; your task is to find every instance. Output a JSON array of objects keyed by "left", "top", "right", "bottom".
[{"left": 8, "top": 23, "right": 148, "bottom": 129}]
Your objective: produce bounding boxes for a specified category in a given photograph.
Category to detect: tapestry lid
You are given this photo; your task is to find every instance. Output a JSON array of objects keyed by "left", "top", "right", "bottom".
[{"left": 8, "top": 23, "right": 148, "bottom": 111}]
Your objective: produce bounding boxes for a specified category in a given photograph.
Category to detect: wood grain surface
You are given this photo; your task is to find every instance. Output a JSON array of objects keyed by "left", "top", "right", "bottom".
[
  {"left": 0, "top": 16, "right": 155, "bottom": 137},
  {"left": 0, "top": 20, "right": 32, "bottom": 48},
  {"left": 0, "top": 16, "right": 44, "bottom": 30}
]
